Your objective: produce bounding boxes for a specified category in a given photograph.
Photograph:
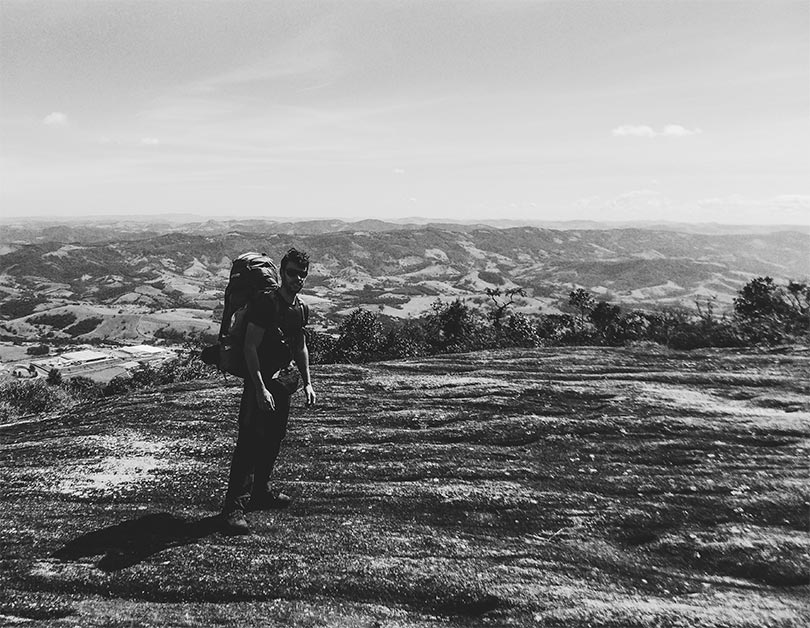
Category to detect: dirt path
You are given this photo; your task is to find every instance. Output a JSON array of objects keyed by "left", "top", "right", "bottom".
[{"left": 0, "top": 346, "right": 808, "bottom": 626}]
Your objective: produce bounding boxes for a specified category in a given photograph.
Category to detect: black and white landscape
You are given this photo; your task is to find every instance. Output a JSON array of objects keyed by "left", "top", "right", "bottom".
[{"left": 1, "top": 1, "right": 808, "bottom": 626}]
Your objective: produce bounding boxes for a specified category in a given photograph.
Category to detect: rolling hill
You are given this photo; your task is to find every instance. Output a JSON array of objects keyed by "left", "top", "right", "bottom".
[{"left": 0, "top": 223, "right": 807, "bottom": 344}]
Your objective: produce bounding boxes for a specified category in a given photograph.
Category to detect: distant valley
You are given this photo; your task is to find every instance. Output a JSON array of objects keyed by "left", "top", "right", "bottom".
[{"left": 0, "top": 219, "right": 808, "bottom": 346}]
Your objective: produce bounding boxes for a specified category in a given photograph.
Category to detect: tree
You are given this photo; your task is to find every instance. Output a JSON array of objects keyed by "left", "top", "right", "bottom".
[
  {"left": 486, "top": 287, "right": 527, "bottom": 328},
  {"left": 589, "top": 302, "right": 623, "bottom": 345},
  {"left": 425, "top": 299, "right": 489, "bottom": 353},
  {"left": 502, "top": 312, "right": 540, "bottom": 347},
  {"left": 733, "top": 277, "right": 810, "bottom": 343},
  {"left": 568, "top": 289, "right": 596, "bottom": 316},
  {"left": 734, "top": 277, "right": 787, "bottom": 319}
]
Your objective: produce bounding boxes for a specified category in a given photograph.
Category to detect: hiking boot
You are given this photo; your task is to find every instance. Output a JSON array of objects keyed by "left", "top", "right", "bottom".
[
  {"left": 247, "top": 490, "right": 292, "bottom": 511},
  {"left": 221, "top": 510, "right": 252, "bottom": 535}
]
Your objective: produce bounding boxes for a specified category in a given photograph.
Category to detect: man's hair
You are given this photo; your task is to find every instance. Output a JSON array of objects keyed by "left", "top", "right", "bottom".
[{"left": 281, "top": 247, "right": 310, "bottom": 271}]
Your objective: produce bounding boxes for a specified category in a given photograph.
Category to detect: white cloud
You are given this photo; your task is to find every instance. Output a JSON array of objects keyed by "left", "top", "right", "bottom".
[
  {"left": 140, "top": 138, "right": 160, "bottom": 146},
  {"left": 612, "top": 124, "right": 702, "bottom": 138},
  {"left": 43, "top": 112, "right": 68, "bottom": 127},
  {"left": 612, "top": 125, "right": 656, "bottom": 138},
  {"left": 393, "top": 168, "right": 405, "bottom": 175},
  {"left": 662, "top": 124, "right": 701, "bottom": 137}
]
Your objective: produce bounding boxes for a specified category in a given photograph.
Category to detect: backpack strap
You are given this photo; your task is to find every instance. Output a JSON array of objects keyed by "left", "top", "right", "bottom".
[{"left": 300, "top": 301, "right": 309, "bottom": 327}]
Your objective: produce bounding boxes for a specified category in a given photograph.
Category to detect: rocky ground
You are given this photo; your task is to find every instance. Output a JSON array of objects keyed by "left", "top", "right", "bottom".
[{"left": 0, "top": 345, "right": 808, "bottom": 627}]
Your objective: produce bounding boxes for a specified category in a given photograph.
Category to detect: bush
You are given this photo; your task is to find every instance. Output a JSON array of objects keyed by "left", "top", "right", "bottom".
[
  {"left": 104, "top": 374, "right": 133, "bottom": 397},
  {"left": 64, "top": 376, "right": 104, "bottom": 401},
  {"left": 0, "top": 379, "right": 71, "bottom": 421},
  {"left": 380, "top": 318, "right": 431, "bottom": 359},
  {"left": 331, "top": 308, "right": 386, "bottom": 363},
  {"left": 153, "top": 352, "right": 217, "bottom": 383},
  {"left": 306, "top": 329, "right": 337, "bottom": 365},
  {"left": 733, "top": 277, "right": 810, "bottom": 344},
  {"left": 46, "top": 369, "right": 63, "bottom": 386},
  {"left": 498, "top": 313, "right": 540, "bottom": 348},
  {"left": 424, "top": 299, "right": 493, "bottom": 354},
  {"left": 26, "top": 344, "right": 50, "bottom": 356}
]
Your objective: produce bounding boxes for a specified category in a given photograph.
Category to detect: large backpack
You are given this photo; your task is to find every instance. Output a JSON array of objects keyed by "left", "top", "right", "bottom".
[{"left": 201, "top": 252, "right": 279, "bottom": 377}]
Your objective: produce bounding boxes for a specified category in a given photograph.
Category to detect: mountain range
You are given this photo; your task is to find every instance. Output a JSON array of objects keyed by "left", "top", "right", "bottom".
[{"left": 0, "top": 219, "right": 807, "bottom": 344}]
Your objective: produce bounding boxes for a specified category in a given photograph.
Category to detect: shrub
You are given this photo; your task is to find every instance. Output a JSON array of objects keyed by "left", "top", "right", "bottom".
[
  {"left": 536, "top": 314, "right": 577, "bottom": 346},
  {"left": 380, "top": 318, "right": 431, "bottom": 359},
  {"left": 46, "top": 369, "right": 63, "bottom": 386},
  {"left": 64, "top": 376, "right": 104, "bottom": 400},
  {"left": 424, "top": 299, "right": 493, "bottom": 354},
  {"left": 26, "top": 344, "right": 50, "bottom": 356},
  {"left": 331, "top": 308, "right": 386, "bottom": 363},
  {"left": 498, "top": 313, "right": 540, "bottom": 348},
  {"left": 733, "top": 277, "right": 810, "bottom": 344},
  {"left": 153, "top": 352, "right": 217, "bottom": 383},
  {"left": 0, "top": 379, "right": 71, "bottom": 421},
  {"left": 128, "top": 363, "right": 159, "bottom": 388},
  {"left": 589, "top": 302, "right": 624, "bottom": 345},
  {"left": 306, "top": 329, "right": 337, "bottom": 365},
  {"left": 104, "top": 375, "right": 133, "bottom": 397}
]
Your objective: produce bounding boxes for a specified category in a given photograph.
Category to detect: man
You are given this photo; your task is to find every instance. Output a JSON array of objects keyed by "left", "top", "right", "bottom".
[{"left": 221, "top": 248, "right": 316, "bottom": 535}]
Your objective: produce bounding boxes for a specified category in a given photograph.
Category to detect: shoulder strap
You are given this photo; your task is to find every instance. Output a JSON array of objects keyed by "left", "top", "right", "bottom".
[{"left": 300, "top": 301, "right": 309, "bottom": 327}]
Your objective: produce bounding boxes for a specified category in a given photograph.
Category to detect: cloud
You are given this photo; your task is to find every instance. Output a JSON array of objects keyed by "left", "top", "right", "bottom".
[
  {"left": 42, "top": 112, "right": 68, "bottom": 127},
  {"left": 612, "top": 124, "right": 702, "bottom": 138},
  {"left": 140, "top": 138, "right": 161, "bottom": 146},
  {"left": 661, "top": 124, "right": 701, "bottom": 137},
  {"left": 612, "top": 125, "right": 656, "bottom": 138},
  {"left": 393, "top": 168, "right": 405, "bottom": 175}
]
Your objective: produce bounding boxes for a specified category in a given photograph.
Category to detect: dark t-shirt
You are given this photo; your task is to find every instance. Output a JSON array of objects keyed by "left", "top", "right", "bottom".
[{"left": 245, "top": 290, "right": 308, "bottom": 374}]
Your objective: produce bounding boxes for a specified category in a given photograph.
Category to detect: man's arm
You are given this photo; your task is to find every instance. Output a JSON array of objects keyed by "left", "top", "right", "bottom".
[
  {"left": 244, "top": 321, "right": 276, "bottom": 411},
  {"left": 292, "top": 332, "right": 316, "bottom": 405}
]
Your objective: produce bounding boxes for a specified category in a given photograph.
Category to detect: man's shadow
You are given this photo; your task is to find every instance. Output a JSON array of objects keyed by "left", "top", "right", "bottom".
[{"left": 52, "top": 512, "right": 222, "bottom": 571}]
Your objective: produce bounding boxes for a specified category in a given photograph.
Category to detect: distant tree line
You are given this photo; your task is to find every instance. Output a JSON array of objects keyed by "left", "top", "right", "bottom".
[{"left": 306, "top": 276, "right": 809, "bottom": 364}]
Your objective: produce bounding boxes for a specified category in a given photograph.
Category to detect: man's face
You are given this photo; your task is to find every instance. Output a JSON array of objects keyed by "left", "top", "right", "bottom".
[{"left": 282, "top": 262, "right": 308, "bottom": 294}]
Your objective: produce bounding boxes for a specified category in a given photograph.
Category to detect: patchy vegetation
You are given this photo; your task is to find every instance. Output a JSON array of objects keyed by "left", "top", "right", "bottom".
[
  {"left": 0, "top": 352, "right": 217, "bottom": 422},
  {"left": 0, "top": 346, "right": 807, "bottom": 626},
  {"left": 311, "top": 277, "right": 810, "bottom": 364},
  {"left": 27, "top": 312, "right": 77, "bottom": 330},
  {"left": 63, "top": 317, "right": 104, "bottom": 338}
]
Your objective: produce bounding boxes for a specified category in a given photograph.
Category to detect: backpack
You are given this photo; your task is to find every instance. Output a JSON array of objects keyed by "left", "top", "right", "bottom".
[{"left": 201, "top": 252, "right": 279, "bottom": 377}]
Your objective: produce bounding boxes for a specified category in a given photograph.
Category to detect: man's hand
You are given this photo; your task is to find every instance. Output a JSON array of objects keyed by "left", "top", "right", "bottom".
[
  {"left": 256, "top": 386, "right": 276, "bottom": 412},
  {"left": 303, "top": 383, "right": 316, "bottom": 406}
]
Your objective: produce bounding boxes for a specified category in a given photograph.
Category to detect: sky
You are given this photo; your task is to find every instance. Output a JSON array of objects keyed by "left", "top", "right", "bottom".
[{"left": 1, "top": 0, "right": 808, "bottom": 225}]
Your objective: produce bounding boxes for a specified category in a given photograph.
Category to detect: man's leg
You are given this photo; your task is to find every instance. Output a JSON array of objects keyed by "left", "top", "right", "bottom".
[
  {"left": 251, "top": 380, "right": 291, "bottom": 507},
  {"left": 222, "top": 380, "right": 261, "bottom": 525}
]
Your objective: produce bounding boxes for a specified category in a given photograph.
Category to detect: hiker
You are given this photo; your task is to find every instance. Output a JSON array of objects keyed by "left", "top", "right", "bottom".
[{"left": 221, "top": 248, "right": 316, "bottom": 535}]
